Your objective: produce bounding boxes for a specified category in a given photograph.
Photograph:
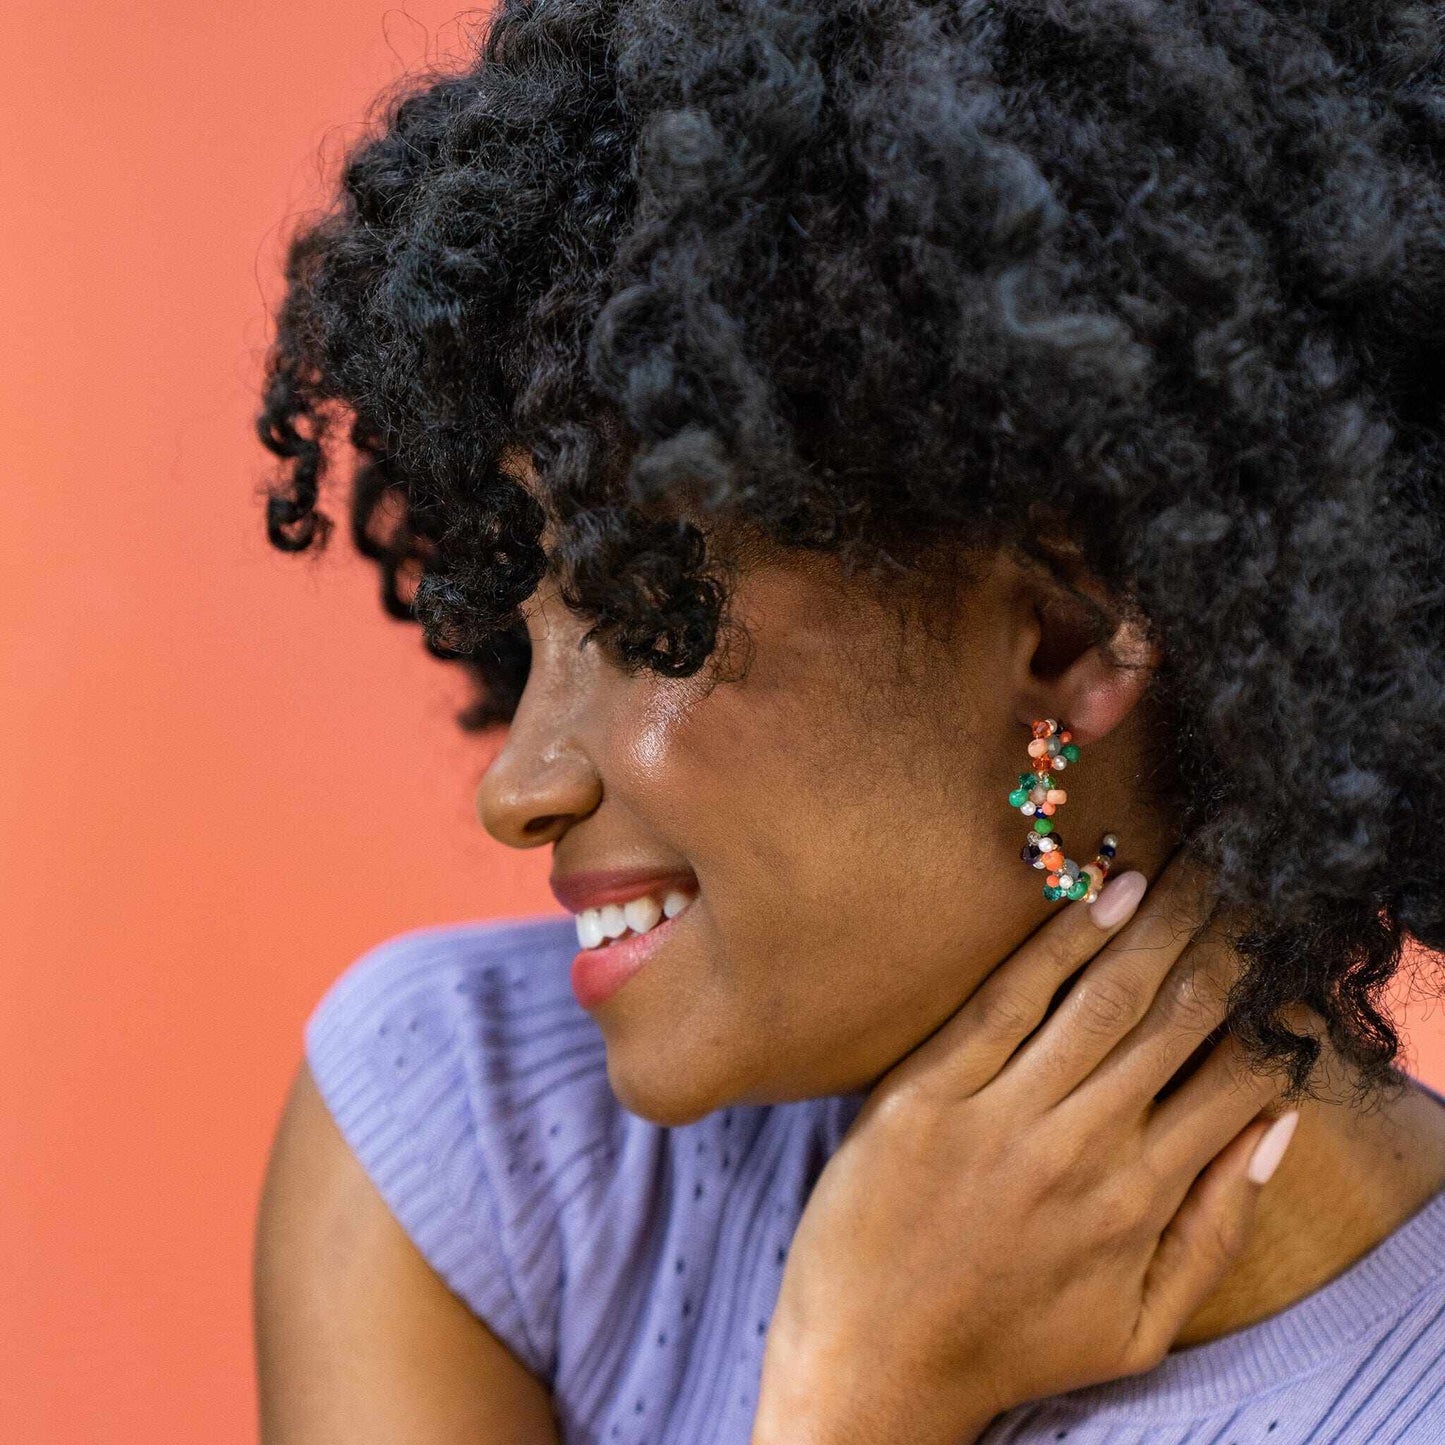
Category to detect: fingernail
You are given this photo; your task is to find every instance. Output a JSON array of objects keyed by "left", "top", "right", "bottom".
[
  {"left": 1088, "top": 870, "right": 1147, "bottom": 929},
  {"left": 1247, "top": 1110, "right": 1300, "bottom": 1185}
]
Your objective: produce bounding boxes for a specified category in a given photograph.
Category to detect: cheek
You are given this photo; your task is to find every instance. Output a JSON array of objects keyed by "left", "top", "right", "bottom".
[
  {"left": 655, "top": 708, "right": 986, "bottom": 1000},
  {"left": 601, "top": 636, "right": 1035, "bottom": 1094}
]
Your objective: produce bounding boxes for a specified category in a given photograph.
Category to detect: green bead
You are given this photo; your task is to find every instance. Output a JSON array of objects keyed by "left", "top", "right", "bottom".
[
  {"left": 1066, "top": 878, "right": 1089, "bottom": 901},
  {"left": 1043, "top": 884, "right": 1064, "bottom": 901},
  {"left": 1061, "top": 744, "right": 1080, "bottom": 763},
  {"left": 1008, "top": 788, "right": 1029, "bottom": 807},
  {"left": 1018, "top": 772, "right": 1037, "bottom": 788},
  {"left": 1037, "top": 773, "right": 1053, "bottom": 789},
  {"left": 1034, "top": 817, "right": 1054, "bottom": 834}
]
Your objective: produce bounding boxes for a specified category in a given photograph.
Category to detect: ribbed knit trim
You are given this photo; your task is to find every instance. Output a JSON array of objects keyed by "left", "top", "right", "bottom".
[{"left": 1043, "top": 1083, "right": 1445, "bottom": 1424}]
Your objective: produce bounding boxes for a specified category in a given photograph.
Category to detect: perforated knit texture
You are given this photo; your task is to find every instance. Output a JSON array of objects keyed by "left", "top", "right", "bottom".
[{"left": 305, "top": 914, "right": 1445, "bottom": 1444}]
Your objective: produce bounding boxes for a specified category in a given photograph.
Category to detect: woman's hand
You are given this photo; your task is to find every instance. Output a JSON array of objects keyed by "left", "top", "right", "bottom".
[{"left": 750, "top": 853, "right": 1302, "bottom": 1445}]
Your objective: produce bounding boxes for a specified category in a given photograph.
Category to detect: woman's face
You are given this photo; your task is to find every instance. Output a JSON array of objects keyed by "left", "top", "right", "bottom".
[{"left": 476, "top": 465, "right": 1176, "bottom": 1126}]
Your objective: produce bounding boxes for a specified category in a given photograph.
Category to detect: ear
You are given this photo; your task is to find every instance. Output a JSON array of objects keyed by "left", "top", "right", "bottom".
[{"left": 1005, "top": 535, "right": 1160, "bottom": 749}]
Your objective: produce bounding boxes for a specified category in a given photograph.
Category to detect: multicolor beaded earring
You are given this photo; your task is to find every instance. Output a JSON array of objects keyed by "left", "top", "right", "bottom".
[{"left": 1008, "top": 718, "right": 1118, "bottom": 903}]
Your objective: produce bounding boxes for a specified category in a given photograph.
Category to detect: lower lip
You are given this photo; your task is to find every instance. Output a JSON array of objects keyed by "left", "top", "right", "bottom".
[{"left": 570, "top": 905, "right": 690, "bottom": 1010}]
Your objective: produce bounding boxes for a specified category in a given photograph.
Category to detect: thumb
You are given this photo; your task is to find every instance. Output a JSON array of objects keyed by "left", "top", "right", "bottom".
[{"left": 1130, "top": 1110, "right": 1300, "bottom": 1367}]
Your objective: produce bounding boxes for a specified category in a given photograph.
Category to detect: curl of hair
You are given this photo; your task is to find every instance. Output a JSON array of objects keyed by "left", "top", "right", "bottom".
[{"left": 258, "top": 0, "right": 1445, "bottom": 1096}]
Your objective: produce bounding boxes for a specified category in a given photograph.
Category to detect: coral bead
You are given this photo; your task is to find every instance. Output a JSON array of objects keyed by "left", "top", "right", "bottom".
[
  {"left": 1027, "top": 739, "right": 1049, "bottom": 758},
  {"left": 1082, "top": 863, "right": 1104, "bottom": 888},
  {"left": 1059, "top": 731, "right": 1072, "bottom": 744},
  {"left": 1046, "top": 873, "right": 1062, "bottom": 887},
  {"left": 1046, "top": 789, "right": 1067, "bottom": 804},
  {"left": 1039, "top": 802, "right": 1055, "bottom": 816}
]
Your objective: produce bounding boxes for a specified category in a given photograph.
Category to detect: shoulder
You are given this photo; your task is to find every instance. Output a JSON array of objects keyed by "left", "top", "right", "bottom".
[
  {"left": 302, "top": 913, "right": 608, "bottom": 1385},
  {"left": 301, "top": 913, "right": 858, "bottom": 1422}
]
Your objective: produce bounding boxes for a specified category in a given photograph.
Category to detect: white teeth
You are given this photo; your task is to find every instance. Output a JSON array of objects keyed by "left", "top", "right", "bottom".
[
  {"left": 574, "top": 888, "right": 695, "bottom": 949},
  {"left": 624, "top": 894, "right": 663, "bottom": 934},
  {"left": 576, "top": 909, "right": 605, "bottom": 950}
]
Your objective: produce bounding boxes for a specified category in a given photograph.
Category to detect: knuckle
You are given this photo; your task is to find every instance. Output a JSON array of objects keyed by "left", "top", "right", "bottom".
[
  {"left": 1006, "top": 1114, "right": 1086, "bottom": 1198},
  {"left": 864, "top": 1086, "right": 954, "bottom": 1166},
  {"left": 1128, "top": 1154, "right": 1172, "bottom": 1226},
  {"left": 974, "top": 986, "right": 1038, "bottom": 1041},
  {"left": 1205, "top": 1206, "right": 1248, "bottom": 1264},
  {"left": 1091, "top": 1172, "right": 1155, "bottom": 1247},
  {"left": 1075, "top": 971, "right": 1144, "bottom": 1035},
  {"left": 1161, "top": 964, "right": 1222, "bottom": 1036},
  {"left": 858, "top": 1074, "right": 933, "bottom": 1139}
]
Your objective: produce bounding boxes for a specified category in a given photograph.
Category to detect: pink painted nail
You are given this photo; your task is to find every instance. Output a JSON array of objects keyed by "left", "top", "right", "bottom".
[
  {"left": 1088, "top": 870, "right": 1147, "bottom": 929},
  {"left": 1247, "top": 1110, "right": 1300, "bottom": 1185}
]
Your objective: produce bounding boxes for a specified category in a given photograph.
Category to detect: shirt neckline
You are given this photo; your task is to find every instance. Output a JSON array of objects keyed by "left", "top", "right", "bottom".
[{"left": 1031, "top": 1078, "right": 1445, "bottom": 1423}]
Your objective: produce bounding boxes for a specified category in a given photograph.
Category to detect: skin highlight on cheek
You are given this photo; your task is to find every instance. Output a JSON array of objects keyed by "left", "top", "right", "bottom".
[{"left": 477, "top": 508, "right": 1184, "bottom": 1127}]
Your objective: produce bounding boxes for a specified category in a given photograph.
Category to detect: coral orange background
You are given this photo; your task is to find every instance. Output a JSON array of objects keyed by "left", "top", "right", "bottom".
[{"left": 2, "top": 4, "right": 1442, "bottom": 1439}]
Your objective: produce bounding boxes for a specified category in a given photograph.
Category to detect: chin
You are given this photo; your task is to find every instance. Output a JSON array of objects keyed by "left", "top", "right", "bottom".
[{"left": 603, "top": 1053, "right": 729, "bottom": 1128}]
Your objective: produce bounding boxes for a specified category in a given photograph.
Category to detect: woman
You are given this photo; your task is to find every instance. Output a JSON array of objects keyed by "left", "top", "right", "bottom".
[{"left": 251, "top": 0, "right": 1445, "bottom": 1440}]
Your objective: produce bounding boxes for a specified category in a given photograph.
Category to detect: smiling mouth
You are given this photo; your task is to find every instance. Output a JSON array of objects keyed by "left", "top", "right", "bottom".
[{"left": 573, "top": 888, "right": 697, "bottom": 950}]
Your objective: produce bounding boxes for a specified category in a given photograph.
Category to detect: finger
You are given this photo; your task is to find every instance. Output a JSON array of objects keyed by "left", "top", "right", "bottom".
[
  {"left": 992, "top": 850, "right": 1218, "bottom": 1111},
  {"left": 1128, "top": 1111, "right": 1294, "bottom": 1370},
  {"left": 1068, "top": 915, "right": 1244, "bottom": 1117},
  {"left": 882, "top": 868, "right": 1149, "bottom": 1100},
  {"left": 1145, "top": 1023, "right": 1305, "bottom": 1183}
]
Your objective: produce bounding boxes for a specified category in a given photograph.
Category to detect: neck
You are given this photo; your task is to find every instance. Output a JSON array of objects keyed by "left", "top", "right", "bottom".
[{"left": 1173, "top": 1056, "right": 1445, "bottom": 1349}]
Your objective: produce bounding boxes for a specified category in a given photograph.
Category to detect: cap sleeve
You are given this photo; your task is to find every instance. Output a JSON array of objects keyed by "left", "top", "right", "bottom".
[{"left": 303, "top": 913, "right": 598, "bottom": 1385}]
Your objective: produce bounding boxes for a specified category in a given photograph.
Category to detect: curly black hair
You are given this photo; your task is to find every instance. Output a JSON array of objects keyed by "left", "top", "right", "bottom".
[{"left": 257, "top": 0, "right": 1445, "bottom": 1098}]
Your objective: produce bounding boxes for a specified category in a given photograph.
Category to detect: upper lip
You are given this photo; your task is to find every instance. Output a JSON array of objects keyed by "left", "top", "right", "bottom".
[{"left": 549, "top": 865, "right": 699, "bottom": 914}]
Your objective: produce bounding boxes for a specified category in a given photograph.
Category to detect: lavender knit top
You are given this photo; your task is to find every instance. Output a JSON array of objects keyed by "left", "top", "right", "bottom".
[{"left": 305, "top": 914, "right": 1445, "bottom": 1444}]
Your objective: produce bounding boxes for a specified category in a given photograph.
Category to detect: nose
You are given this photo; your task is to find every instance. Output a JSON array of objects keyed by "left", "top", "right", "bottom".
[
  {"left": 475, "top": 720, "right": 602, "bottom": 848},
  {"left": 473, "top": 593, "right": 603, "bottom": 848}
]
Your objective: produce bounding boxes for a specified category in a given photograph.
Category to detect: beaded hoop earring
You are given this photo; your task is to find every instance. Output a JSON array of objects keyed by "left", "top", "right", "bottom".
[{"left": 1008, "top": 718, "right": 1118, "bottom": 903}]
